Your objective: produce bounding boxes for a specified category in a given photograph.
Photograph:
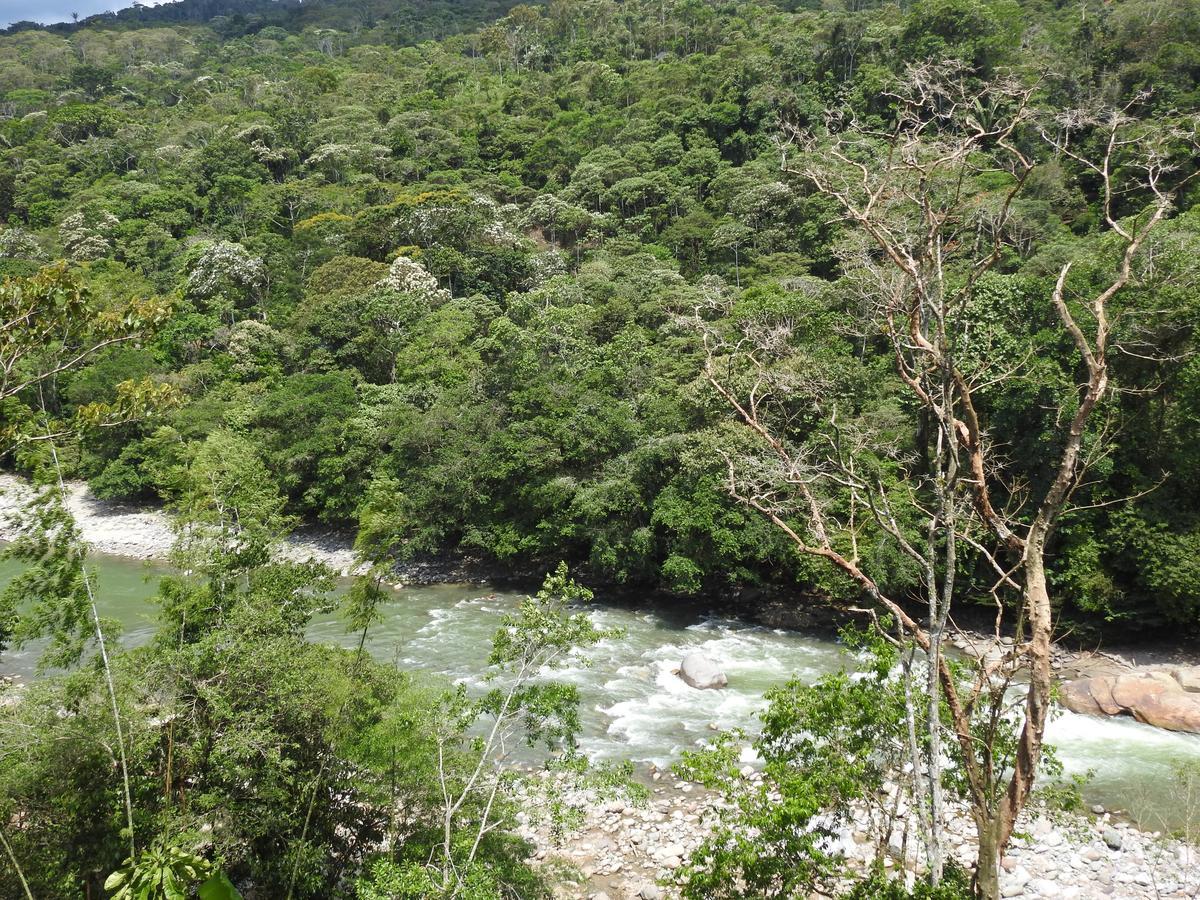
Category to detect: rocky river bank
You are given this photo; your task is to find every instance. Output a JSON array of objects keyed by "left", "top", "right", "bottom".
[
  {"left": 0, "top": 474, "right": 484, "bottom": 583},
  {"left": 0, "top": 475, "right": 1169, "bottom": 675},
  {"left": 3, "top": 475, "right": 1199, "bottom": 897},
  {"left": 518, "top": 767, "right": 1199, "bottom": 899}
]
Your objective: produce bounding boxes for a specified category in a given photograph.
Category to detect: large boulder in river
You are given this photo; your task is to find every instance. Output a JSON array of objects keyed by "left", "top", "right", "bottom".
[
  {"left": 677, "top": 652, "right": 727, "bottom": 690},
  {"left": 1061, "top": 671, "right": 1200, "bottom": 734}
]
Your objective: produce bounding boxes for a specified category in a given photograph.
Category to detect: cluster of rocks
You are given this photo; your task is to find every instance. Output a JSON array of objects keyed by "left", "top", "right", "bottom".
[
  {"left": 948, "top": 631, "right": 1127, "bottom": 680},
  {"left": 512, "top": 770, "right": 721, "bottom": 900},
  {"left": 0, "top": 673, "right": 21, "bottom": 707},
  {"left": 993, "top": 814, "right": 1198, "bottom": 898},
  {"left": 950, "top": 631, "right": 1200, "bottom": 736},
  {"left": 514, "top": 767, "right": 1199, "bottom": 900}
]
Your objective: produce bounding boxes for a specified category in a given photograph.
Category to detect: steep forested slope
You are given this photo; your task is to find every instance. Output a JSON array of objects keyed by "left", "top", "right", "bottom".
[{"left": 1, "top": 0, "right": 1198, "bottom": 633}]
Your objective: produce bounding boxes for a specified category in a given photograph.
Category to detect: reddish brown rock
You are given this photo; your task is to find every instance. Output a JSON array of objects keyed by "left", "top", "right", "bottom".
[
  {"left": 1061, "top": 671, "right": 1200, "bottom": 734},
  {"left": 1172, "top": 666, "right": 1200, "bottom": 693}
]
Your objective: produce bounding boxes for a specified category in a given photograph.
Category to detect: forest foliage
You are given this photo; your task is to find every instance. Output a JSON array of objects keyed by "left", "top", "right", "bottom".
[
  {"left": 1, "top": 0, "right": 1198, "bottom": 640},
  {"left": 2, "top": 0, "right": 1200, "bottom": 896}
]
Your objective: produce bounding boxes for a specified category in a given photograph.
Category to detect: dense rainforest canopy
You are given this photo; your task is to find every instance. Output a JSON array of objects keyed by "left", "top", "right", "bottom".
[{"left": 1, "top": 0, "right": 1199, "bottom": 637}]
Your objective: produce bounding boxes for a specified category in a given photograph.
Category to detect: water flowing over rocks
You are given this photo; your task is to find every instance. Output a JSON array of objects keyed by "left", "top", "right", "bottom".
[
  {"left": 515, "top": 768, "right": 1200, "bottom": 899},
  {"left": 3, "top": 475, "right": 1198, "bottom": 892}
]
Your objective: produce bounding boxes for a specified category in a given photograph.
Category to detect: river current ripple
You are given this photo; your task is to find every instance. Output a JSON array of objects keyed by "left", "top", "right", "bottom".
[{"left": 3, "top": 559, "right": 1199, "bottom": 833}]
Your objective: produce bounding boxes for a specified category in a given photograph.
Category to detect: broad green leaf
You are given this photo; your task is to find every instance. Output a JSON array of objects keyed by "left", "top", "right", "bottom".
[{"left": 198, "top": 871, "right": 243, "bottom": 900}]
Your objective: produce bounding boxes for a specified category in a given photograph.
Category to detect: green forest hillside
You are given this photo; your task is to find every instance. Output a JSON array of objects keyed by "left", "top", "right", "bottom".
[
  {"left": 3, "top": 2, "right": 1200, "bottom": 899},
  {"left": 1, "top": 0, "right": 1199, "bottom": 634}
]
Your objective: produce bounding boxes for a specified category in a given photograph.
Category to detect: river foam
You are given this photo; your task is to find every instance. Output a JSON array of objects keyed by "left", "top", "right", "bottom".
[{"left": 4, "top": 546, "right": 1199, "bottom": 833}]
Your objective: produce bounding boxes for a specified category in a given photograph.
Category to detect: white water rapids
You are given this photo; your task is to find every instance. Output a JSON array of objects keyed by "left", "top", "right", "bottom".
[{"left": 3, "top": 557, "right": 1198, "bottom": 833}]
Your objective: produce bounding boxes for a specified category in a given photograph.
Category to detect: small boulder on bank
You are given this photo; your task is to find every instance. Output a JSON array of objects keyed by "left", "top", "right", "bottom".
[{"left": 677, "top": 652, "right": 727, "bottom": 690}]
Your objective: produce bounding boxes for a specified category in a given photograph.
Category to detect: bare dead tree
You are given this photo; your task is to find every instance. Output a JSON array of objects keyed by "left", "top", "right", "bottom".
[{"left": 702, "top": 63, "right": 1199, "bottom": 900}]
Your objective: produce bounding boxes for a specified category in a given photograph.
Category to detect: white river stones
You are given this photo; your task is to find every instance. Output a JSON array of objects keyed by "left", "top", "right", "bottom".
[
  {"left": 0, "top": 474, "right": 362, "bottom": 575},
  {"left": 516, "top": 768, "right": 1200, "bottom": 900}
]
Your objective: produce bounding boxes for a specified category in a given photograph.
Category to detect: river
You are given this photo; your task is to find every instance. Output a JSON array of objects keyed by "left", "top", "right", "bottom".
[{"left": 3, "top": 551, "right": 1199, "bottom": 834}]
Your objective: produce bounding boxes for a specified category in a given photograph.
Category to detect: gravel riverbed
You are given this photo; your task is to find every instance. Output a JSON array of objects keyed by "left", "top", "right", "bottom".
[
  {"left": 0, "top": 474, "right": 466, "bottom": 581},
  {"left": 519, "top": 767, "right": 1199, "bottom": 899}
]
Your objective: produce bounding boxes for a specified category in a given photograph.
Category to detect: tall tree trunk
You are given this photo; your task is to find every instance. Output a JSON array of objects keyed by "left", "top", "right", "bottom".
[
  {"left": 973, "top": 815, "right": 1002, "bottom": 900},
  {"left": 1000, "top": 539, "right": 1054, "bottom": 848}
]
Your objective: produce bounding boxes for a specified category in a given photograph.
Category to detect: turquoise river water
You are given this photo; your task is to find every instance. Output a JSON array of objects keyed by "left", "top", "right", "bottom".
[{"left": 2, "top": 552, "right": 1198, "bottom": 834}]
